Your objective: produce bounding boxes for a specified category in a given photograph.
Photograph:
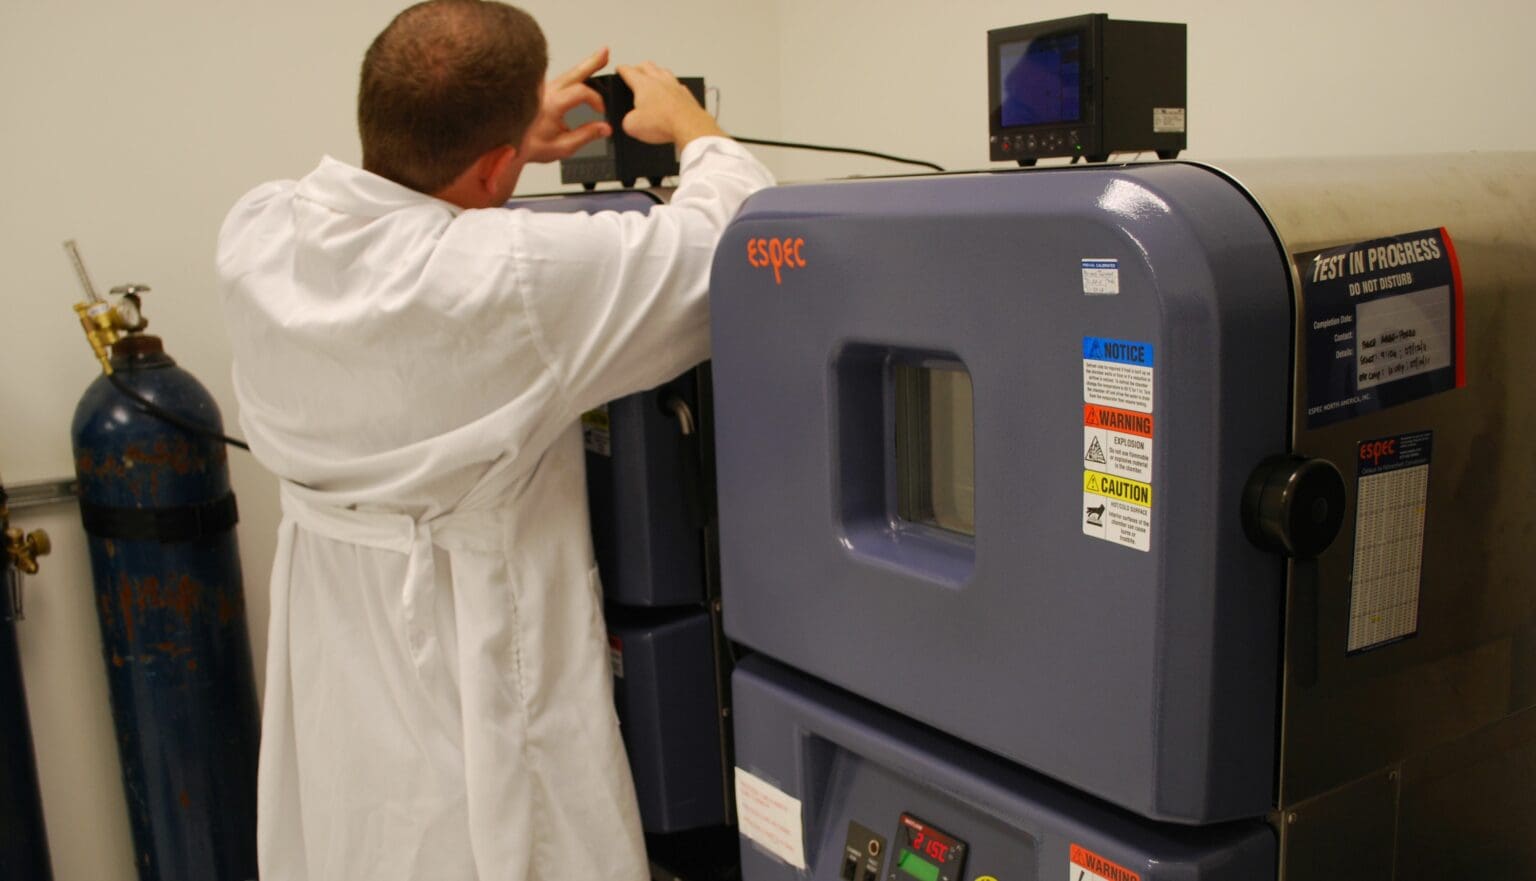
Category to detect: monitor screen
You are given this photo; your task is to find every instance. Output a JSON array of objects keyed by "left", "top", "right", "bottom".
[
  {"left": 564, "top": 103, "right": 611, "bottom": 159},
  {"left": 997, "top": 32, "right": 1082, "bottom": 127}
]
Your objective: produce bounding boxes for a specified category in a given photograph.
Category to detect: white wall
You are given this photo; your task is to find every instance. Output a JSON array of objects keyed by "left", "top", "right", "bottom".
[
  {"left": 769, "top": 0, "right": 1536, "bottom": 180},
  {"left": 0, "top": 2, "right": 780, "bottom": 878},
  {"left": 4, "top": 0, "right": 1535, "bottom": 878}
]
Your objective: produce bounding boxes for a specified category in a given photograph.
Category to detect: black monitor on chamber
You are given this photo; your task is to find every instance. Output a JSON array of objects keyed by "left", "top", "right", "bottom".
[{"left": 988, "top": 14, "right": 1186, "bottom": 166}]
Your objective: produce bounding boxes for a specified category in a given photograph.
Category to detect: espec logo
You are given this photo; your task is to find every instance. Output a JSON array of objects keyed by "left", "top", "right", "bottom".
[
  {"left": 1360, "top": 439, "right": 1397, "bottom": 467},
  {"left": 745, "top": 236, "right": 806, "bottom": 285}
]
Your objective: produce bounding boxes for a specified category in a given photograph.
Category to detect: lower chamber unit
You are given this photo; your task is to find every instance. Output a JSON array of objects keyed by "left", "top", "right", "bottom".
[
  {"left": 733, "top": 656, "right": 1274, "bottom": 881},
  {"left": 610, "top": 607, "right": 726, "bottom": 833}
]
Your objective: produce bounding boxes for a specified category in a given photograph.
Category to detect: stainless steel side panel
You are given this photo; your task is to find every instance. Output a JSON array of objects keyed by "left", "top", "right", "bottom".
[{"left": 1219, "top": 153, "right": 1536, "bottom": 878}]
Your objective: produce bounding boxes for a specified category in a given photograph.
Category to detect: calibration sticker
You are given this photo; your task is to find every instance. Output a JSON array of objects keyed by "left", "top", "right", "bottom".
[
  {"left": 1296, "top": 227, "right": 1465, "bottom": 429},
  {"left": 1069, "top": 844, "right": 1141, "bottom": 881},
  {"left": 1082, "top": 338, "right": 1154, "bottom": 552},
  {"left": 1081, "top": 258, "right": 1120, "bottom": 295},
  {"left": 1348, "top": 431, "right": 1432, "bottom": 653}
]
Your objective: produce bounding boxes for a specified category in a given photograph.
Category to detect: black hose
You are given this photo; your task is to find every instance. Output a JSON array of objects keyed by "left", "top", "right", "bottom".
[
  {"left": 731, "top": 136, "right": 945, "bottom": 173},
  {"left": 107, "top": 372, "right": 251, "bottom": 452}
]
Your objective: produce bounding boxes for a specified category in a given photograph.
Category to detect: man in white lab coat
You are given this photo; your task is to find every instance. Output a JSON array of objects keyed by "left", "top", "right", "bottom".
[{"left": 216, "top": 2, "right": 775, "bottom": 879}]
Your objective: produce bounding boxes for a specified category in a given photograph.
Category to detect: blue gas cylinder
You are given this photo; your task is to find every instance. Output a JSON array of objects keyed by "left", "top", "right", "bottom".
[{"left": 70, "top": 334, "right": 258, "bottom": 881}]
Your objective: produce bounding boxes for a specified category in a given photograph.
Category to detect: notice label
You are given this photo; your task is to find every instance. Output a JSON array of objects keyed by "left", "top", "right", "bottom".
[
  {"left": 1297, "top": 228, "right": 1464, "bottom": 429},
  {"left": 734, "top": 768, "right": 806, "bottom": 870},
  {"left": 1348, "top": 431, "right": 1432, "bottom": 653},
  {"left": 1082, "top": 337, "right": 1154, "bottom": 413},
  {"left": 1070, "top": 844, "right": 1142, "bottom": 881},
  {"left": 1081, "top": 258, "right": 1120, "bottom": 295},
  {"left": 582, "top": 405, "right": 611, "bottom": 456},
  {"left": 1151, "top": 107, "right": 1186, "bottom": 134}
]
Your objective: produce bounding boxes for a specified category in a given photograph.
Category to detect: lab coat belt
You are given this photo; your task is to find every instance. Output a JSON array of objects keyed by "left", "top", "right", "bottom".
[{"left": 278, "top": 484, "right": 506, "bottom": 668}]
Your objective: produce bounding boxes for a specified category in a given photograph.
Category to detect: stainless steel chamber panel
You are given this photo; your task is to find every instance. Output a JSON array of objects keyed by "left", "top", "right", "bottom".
[{"left": 1222, "top": 154, "right": 1536, "bottom": 877}]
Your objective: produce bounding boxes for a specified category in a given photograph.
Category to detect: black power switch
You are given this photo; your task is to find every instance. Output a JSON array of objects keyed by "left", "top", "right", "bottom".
[{"left": 842, "top": 821, "right": 887, "bottom": 881}]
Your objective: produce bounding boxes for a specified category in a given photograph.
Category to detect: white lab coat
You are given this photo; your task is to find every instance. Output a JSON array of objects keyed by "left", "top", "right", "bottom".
[{"left": 217, "top": 138, "right": 774, "bottom": 881}]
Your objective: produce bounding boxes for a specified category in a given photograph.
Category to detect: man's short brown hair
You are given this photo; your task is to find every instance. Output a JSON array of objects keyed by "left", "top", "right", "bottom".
[{"left": 359, "top": 0, "right": 548, "bottom": 193}]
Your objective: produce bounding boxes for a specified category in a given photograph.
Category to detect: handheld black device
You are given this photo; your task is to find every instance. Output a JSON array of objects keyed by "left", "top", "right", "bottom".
[
  {"left": 560, "top": 74, "right": 707, "bottom": 189},
  {"left": 987, "top": 14, "right": 1186, "bottom": 165}
]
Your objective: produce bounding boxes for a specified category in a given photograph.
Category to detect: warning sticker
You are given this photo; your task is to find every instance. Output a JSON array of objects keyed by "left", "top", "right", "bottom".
[
  {"left": 1081, "top": 258, "right": 1120, "bottom": 295},
  {"left": 735, "top": 767, "right": 806, "bottom": 870},
  {"left": 1069, "top": 844, "right": 1141, "bottom": 881},
  {"left": 608, "top": 634, "right": 624, "bottom": 679},
  {"left": 1082, "top": 337, "right": 1154, "bottom": 413},
  {"left": 582, "top": 405, "right": 611, "bottom": 456},
  {"left": 1348, "top": 431, "right": 1432, "bottom": 653},
  {"left": 1296, "top": 227, "right": 1464, "bottom": 429},
  {"left": 1083, "top": 404, "right": 1154, "bottom": 482}
]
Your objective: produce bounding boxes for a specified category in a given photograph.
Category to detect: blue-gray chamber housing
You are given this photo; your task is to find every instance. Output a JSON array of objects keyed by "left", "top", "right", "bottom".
[{"left": 711, "top": 155, "right": 1536, "bottom": 880}]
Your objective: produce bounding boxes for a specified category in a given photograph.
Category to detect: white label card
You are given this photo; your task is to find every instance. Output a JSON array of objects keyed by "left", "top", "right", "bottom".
[{"left": 734, "top": 767, "right": 807, "bottom": 870}]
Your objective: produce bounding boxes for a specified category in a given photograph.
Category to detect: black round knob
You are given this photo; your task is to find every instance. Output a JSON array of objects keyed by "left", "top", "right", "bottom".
[{"left": 1242, "top": 456, "right": 1346, "bottom": 559}]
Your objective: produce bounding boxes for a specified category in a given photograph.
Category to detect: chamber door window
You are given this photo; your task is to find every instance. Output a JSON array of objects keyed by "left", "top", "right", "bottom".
[{"left": 895, "top": 363, "right": 975, "bottom": 537}]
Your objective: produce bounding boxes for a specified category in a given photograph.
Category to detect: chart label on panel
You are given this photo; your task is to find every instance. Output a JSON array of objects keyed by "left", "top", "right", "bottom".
[
  {"left": 1069, "top": 844, "right": 1141, "bottom": 881},
  {"left": 1349, "top": 431, "right": 1433, "bottom": 652},
  {"left": 1295, "top": 228, "right": 1465, "bottom": 429}
]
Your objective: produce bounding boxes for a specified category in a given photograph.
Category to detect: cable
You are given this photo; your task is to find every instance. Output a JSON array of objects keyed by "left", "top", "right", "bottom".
[
  {"left": 107, "top": 373, "right": 251, "bottom": 451},
  {"left": 730, "top": 136, "right": 945, "bottom": 173},
  {"left": 706, "top": 85, "right": 722, "bottom": 121}
]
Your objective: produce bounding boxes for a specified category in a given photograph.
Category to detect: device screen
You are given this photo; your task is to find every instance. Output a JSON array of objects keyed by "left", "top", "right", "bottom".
[
  {"left": 997, "top": 31, "right": 1082, "bottom": 126},
  {"left": 564, "top": 103, "right": 611, "bottom": 159},
  {"left": 889, "top": 814, "right": 966, "bottom": 881}
]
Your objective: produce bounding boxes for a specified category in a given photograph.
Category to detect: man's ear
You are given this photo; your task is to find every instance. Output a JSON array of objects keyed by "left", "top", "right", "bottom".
[
  {"left": 479, "top": 144, "right": 521, "bottom": 195},
  {"left": 432, "top": 143, "right": 522, "bottom": 209}
]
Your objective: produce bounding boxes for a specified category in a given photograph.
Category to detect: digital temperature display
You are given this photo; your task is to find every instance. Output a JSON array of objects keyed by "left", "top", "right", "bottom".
[{"left": 888, "top": 814, "right": 967, "bottom": 881}]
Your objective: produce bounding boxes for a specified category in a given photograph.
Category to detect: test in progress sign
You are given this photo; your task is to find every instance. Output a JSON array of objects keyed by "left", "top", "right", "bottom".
[{"left": 1296, "top": 228, "right": 1465, "bottom": 429}]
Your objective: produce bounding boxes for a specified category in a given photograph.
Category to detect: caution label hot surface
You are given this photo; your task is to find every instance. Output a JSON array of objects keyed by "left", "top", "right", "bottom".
[
  {"left": 1082, "top": 471, "right": 1152, "bottom": 552},
  {"left": 1084, "top": 472, "right": 1152, "bottom": 506}
]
